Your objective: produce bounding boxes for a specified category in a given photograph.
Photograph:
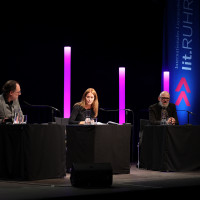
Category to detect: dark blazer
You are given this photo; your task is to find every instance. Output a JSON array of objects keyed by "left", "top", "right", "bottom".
[{"left": 149, "top": 102, "right": 179, "bottom": 125}]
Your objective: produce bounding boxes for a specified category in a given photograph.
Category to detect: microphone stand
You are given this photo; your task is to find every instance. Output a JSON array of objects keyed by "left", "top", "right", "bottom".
[
  {"left": 24, "top": 101, "right": 62, "bottom": 122},
  {"left": 186, "top": 110, "right": 194, "bottom": 125},
  {"left": 100, "top": 108, "right": 134, "bottom": 125},
  {"left": 122, "top": 109, "right": 134, "bottom": 125},
  {"left": 177, "top": 110, "right": 194, "bottom": 125},
  {"left": 126, "top": 110, "right": 128, "bottom": 123}
]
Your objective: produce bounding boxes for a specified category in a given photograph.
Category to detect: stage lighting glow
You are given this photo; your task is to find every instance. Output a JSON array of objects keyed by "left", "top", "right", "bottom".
[
  {"left": 119, "top": 67, "right": 125, "bottom": 124},
  {"left": 163, "top": 71, "right": 169, "bottom": 92},
  {"left": 64, "top": 46, "right": 71, "bottom": 118}
]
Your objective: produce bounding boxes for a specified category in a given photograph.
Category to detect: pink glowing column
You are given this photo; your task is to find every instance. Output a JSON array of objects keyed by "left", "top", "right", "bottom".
[
  {"left": 64, "top": 46, "right": 71, "bottom": 118},
  {"left": 163, "top": 71, "right": 170, "bottom": 92},
  {"left": 119, "top": 67, "right": 125, "bottom": 124}
]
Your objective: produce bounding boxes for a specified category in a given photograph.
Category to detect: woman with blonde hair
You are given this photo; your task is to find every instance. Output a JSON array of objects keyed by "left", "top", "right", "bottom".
[{"left": 69, "top": 88, "right": 99, "bottom": 124}]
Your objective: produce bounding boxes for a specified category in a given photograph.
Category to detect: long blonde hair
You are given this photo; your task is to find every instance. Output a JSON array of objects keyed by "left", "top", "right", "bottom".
[{"left": 75, "top": 88, "right": 99, "bottom": 117}]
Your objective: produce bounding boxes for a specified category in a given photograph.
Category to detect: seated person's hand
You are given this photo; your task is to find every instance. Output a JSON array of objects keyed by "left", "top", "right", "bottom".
[
  {"left": 1, "top": 118, "right": 12, "bottom": 124},
  {"left": 167, "top": 117, "right": 176, "bottom": 125}
]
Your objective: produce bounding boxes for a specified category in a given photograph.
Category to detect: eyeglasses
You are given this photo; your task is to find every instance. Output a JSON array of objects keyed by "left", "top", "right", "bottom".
[
  {"left": 160, "top": 97, "right": 170, "bottom": 100},
  {"left": 15, "top": 91, "right": 21, "bottom": 94}
]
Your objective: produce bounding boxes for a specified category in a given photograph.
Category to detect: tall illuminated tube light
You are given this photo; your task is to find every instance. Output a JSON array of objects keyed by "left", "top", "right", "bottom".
[
  {"left": 64, "top": 46, "right": 71, "bottom": 118},
  {"left": 119, "top": 67, "right": 125, "bottom": 124},
  {"left": 163, "top": 71, "right": 170, "bottom": 92}
]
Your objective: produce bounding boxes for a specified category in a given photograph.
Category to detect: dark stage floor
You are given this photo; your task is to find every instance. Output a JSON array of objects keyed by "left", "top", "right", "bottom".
[{"left": 1, "top": 163, "right": 200, "bottom": 200}]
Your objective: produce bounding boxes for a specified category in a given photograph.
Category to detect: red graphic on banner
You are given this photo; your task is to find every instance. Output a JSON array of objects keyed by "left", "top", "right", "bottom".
[
  {"left": 175, "top": 91, "right": 191, "bottom": 106},
  {"left": 175, "top": 77, "right": 191, "bottom": 106},
  {"left": 175, "top": 77, "right": 191, "bottom": 93}
]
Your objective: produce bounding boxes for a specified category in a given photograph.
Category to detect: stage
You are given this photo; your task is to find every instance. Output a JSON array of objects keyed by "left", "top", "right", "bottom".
[{"left": 1, "top": 163, "right": 200, "bottom": 199}]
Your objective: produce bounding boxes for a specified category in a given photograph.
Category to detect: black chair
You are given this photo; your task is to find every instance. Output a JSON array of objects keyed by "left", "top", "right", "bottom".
[{"left": 54, "top": 117, "right": 69, "bottom": 126}]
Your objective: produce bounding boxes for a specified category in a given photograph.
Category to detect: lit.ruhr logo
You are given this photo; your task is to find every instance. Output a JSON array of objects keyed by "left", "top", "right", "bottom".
[{"left": 175, "top": 77, "right": 191, "bottom": 106}]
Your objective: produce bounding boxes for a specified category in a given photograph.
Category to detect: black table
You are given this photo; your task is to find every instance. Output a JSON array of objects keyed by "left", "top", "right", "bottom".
[
  {"left": 0, "top": 124, "right": 66, "bottom": 180},
  {"left": 139, "top": 125, "right": 200, "bottom": 172},
  {"left": 66, "top": 124, "right": 132, "bottom": 174}
]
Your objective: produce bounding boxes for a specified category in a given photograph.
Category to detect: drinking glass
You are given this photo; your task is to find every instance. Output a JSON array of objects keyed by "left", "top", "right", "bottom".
[
  {"left": 91, "top": 118, "right": 97, "bottom": 125},
  {"left": 22, "top": 115, "right": 27, "bottom": 124}
]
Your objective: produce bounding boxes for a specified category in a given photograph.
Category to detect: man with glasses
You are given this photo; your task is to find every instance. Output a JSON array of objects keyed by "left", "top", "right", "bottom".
[
  {"left": 149, "top": 91, "right": 179, "bottom": 125},
  {"left": 0, "top": 80, "right": 23, "bottom": 123}
]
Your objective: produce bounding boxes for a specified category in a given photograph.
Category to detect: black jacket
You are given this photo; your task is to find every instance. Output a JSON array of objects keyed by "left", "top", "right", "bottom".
[
  {"left": 69, "top": 105, "right": 95, "bottom": 124},
  {"left": 149, "top": 103, "right": 179, "bottom": 125}
]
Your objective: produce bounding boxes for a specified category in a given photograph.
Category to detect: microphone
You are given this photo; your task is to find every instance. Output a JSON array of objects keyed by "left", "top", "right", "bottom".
[
  {"left": 186, "top": 110, "right": 195, "bottom": 115},
  {"left": 99, "top": 108, "right": 119, "bottom": 112},
  {"left": 177, "top": 110, "right": 195, "bottom": 115},
  {"left": 99, "top": 108, "right": 133, "bottom": 112},
  {"left": 99, "top": 108, "right": 134, "bottom": 124},
  {"left": 24, "top": 101, "right": 60, "bottom": 112},
  {"left": 24, "top": 101, "right": 62, "bottom": 117},
  {"left": 177, "top": 110, "right": 194, "bottom": 124},
  {"left": 122, "top": 109, "right": 133, "bottom": 112},
  {"left": 24, "top": 101, "right": 32, "bottom": 106}
]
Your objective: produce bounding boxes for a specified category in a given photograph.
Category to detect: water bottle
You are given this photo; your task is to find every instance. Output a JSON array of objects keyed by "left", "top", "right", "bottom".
[{"left": 85, "top": 110, "right": 91, "bottom": 125}]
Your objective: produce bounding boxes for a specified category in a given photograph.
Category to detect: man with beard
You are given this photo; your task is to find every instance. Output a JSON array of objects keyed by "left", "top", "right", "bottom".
[
  {"left": 0, "top": 80, "right": 23, "bottom": 123},
  {"left": 149, "top": 91, "right": 179, "bottom": 125}
]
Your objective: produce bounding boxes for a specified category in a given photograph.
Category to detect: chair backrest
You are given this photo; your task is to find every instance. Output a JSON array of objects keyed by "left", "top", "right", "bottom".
[
  {"left": 139, "top": 119, "right": 150, "bottom": 145},
  {"left": 139, "top": 119, "right": 150, "bottom": 132},
  {"left": 54, "top": 117, "right": 69, "bottom": 125}
]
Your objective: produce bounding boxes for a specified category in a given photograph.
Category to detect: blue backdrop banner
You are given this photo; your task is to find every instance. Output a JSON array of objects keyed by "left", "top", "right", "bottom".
[{"left": 162, "top": 0, "right": 200, "bottom": 124}]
